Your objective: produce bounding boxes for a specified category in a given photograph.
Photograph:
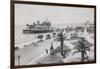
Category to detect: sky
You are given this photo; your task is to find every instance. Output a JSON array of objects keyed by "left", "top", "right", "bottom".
[{"left": 15, "top": 3, "right": 94, "bottom": 27}]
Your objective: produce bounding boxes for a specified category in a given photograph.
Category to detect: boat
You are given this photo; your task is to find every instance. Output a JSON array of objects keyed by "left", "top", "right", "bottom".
[{"left": 23, "top": 18, "right": 54, "bottom": 34}]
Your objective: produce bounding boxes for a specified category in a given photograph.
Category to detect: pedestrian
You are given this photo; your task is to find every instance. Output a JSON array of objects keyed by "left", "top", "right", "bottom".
[
  {"left": 36, "top": 43, "right": 38, "bottom": 47},
  {"left": 45, "top": 49, "right": 48, "bottom": 54},
  {"left": 32, "top": 42, "right": 35, "bottom": 47},
  {"left": 33, "top": 43, "right": 36, "bottom": 47}
]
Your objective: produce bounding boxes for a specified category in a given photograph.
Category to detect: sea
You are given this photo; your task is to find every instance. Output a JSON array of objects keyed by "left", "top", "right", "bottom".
[
  {"left": 15, "top": 25, "right": 52, "bottom": 46},
  {"left": 15, "top": 23, "right": 87, "bottom": 46}
]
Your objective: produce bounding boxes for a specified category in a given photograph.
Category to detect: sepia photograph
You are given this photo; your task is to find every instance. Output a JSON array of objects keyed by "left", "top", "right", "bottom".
[{"left": 11, "top": 1, "right": 96, "bottom": 68}]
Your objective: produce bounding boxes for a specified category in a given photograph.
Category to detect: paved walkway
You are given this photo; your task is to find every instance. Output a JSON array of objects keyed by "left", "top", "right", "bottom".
[{"left": 15, "top": 38, "right": 55, "bottom": 65}]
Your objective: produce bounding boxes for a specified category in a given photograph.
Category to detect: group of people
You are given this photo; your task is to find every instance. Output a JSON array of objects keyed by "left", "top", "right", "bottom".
[{"left": 30, "top": 42, "right": 39, "bottom": 47}]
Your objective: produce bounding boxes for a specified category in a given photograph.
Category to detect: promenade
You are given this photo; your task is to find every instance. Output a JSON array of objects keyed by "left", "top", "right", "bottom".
[{"left": 15, "top": 31, "right": 94, "bottom": 65}]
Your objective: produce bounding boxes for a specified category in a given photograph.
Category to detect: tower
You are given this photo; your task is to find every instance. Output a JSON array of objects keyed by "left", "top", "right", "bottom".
[
  {"left": 83, "top": 21, "right": 89, "bottom": 39},
  {"left": 84, "top": 21, "right": 89, "bottom": 34}
]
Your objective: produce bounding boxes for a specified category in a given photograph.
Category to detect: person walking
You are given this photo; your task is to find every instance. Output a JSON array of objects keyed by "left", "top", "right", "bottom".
[{"left": 45, "top": 49, "right": 48, "bottom": 54}]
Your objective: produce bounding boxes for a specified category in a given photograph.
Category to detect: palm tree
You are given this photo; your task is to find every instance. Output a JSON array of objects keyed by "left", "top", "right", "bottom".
[
  {"left": 54, "top": 29, "right": 67, "bottom": 58},
  {"left": 72, "top": 37, "right": 92, "bottom": 62}
]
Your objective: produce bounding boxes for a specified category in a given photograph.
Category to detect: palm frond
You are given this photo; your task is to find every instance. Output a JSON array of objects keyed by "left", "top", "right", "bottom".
[
  {"left": 63, "top": 33, "right": 66, "bottom": 37},
  {"left": 72, "top": 51, "right": 80, "bottom": 55},
  {"left": 73, "top": 46, "right": 82, "bottom": 51},
  {"left": 85, "top": 48, "right": 90, "bottom": 51},
  {"left": 63, "top": 36, "right": 67, "bottom": 40},
  {"left": 85, "top": 48, "right": 93, "bottom": 52},
  {"left": 54, "top": 37, "right": 60, "bottom": 41},
  {"left": 78, "top": 41, "right": 84, "bottom": 48}
]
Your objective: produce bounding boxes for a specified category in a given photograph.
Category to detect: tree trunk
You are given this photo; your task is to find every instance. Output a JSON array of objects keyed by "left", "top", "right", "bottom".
[
  {"left": 81, "top": 51, "right": 84, "bottom": 62},
  {"left": 60, "top": 34, "right": 64, "bottom": 57}
]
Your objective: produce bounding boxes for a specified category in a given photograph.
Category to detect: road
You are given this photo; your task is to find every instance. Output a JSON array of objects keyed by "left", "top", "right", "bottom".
[{"left": 15, "top": 38, "right": 55, "bottom": 65}]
